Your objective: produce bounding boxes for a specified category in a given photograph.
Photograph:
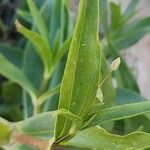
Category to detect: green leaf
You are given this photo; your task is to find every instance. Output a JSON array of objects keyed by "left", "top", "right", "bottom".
[
  {"left": 110, "top": 2, "right": 121, "bottom": 30},
  {"left": 53, "top": 37, "right": 71, "bottom": 66},
  {"left": 112, "top": 17, "right": 150, "bottom": 49},
  {"left": 17, "top": 112, "right": 55, "bottom": 139},
  {"left": 50, "top": 0, "right": 63, "bottom": 48},
  {"left": 124, "top": 115, "right": 150, "bottom": 134},
  {"left": 87, "top": 102, "right": 150, "bottom": 127},
  {"left": 0, "top": 105, "right": 23, "bottom": 122},
  {"left": 55, "top": 0, "right": 101, "bottom": 140},
  {"left": 0, "top": 43, "right": 23, "bottom": 68},
  {"left": 0, "top": 54, "right": 37, "bottom": 97},
  {"left": 55, "top": 109, "right": 83, "bottom": 134},
  {"left": 17, "top": 10, "right": 32, "bottom": 24},
  {"left": 26, "top": 0, "right": 48, "bottom": 41},
  {"left": 122, "top": 0, "right": 139, "bottom": 24},
  {"left": 22, "top": 0, "right": 53, "bottom": 90},
  {"left": 16, "top": 21, "right": 52, "bottom": 78},
  {"left": 65, "top": 126, "right": 150, "bottom": 150},
  {"left": 1, "top": 81, "right": 21, "bottom": 104},
  {"left": 21, "top": 0, "right": 56, "bottom": 118},
  {"left": 99, "top": 0, "right": 109, "bottom": 35},
  {"left": 0, "top": 118, "right": 12, "bottom": 145},
  {"left": 116, "top": 88, "right": 146, "bottom": 105}
]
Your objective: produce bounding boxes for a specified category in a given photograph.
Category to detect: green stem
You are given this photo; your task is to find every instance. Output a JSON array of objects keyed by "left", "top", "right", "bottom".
[
  {"left": 38, "top": 85, "right": 60, "bottom": 105},
  {"left": 39, "top": 76, "right": 49, "bottom": 95},
  {"left": 31, "top": 95, "right": 39, "bottom": 115}
]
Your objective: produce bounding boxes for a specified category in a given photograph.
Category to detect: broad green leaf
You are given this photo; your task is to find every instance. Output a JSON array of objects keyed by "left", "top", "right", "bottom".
[
  {"left": 86, "top": 102, "right": 150, "bottom": 127},
  {"left": 55, "top": 0, "right": 101, "bottom": 139},
  {"left": 0, "top": 54, "right": 37, "bottom": 97},
  {"left": 52, "top": 144, "right": 90, "bottom": 150},
  {"left": 16, "top": 21, "right": 52, "bottom": 78},
  {"left": 26, "top": 0, "right": 48, "bottom": 41},
  {"left": 0, "top": 118, "right": 12, "bottom": 145},
  {"left": 116, "top": 88, "right": 145, "bottom": 105},
  {"left": 65, "top": 126, "right": 150, "bottom": 150},
  {"left": 17, "top": 112, "right": 55, "bottom": 139},
  {"left": 0, "top": 43, "right": 23, "bottom": 68}
]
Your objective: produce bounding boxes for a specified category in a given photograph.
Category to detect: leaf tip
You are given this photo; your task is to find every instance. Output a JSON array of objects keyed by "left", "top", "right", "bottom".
[
  {"left": 110, "top": 57, "right": 121, "bottom": 71},
  {"left": 15, "top": 20, "right": 23, "bottom": 31}
]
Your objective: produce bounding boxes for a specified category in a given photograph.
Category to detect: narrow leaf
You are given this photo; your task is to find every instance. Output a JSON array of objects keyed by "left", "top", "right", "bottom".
[
  {"left": 87, "top": 102, "right": 150, "bottom": 127},
  {"left": 26, "top": 0, "right": 48, "bottom": 41},
  {"left": 16, "top": 21, "right": 52, "bottom": 78},
  {"left": 112, "top": 17, "right": 150, "bottom": 49},
  {"left": 0, "top": 54, "right": 37, "bottom": 97},
  {"left": 116, "top": 88, "right": 146, "bottom": 105},
  {"left": 110, "top": 2, "right": 121, "bottom": 30},
  {"left": 122, "top": 0, "right": 139, "bottom": 23}
]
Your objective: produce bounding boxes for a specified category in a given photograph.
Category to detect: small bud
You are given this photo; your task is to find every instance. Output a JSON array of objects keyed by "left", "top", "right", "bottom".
[
  {"left": 15, "top": 20, "right": 23, "bottom": 30},
  {"left": 110, "top": 57, "right": 121, "bottom": 71}
]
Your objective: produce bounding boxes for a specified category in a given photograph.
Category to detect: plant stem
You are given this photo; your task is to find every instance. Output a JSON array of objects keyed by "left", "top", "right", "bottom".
[
  {"left": 38, "top": 85, "right": 60, "bottom": 105},
  {"left": 39, "top": 76, "right": 49, "bottom": 95},
  {"left": 31, "top": 95, "right": 40, "bottom": 115},
  {"left": 33, "top": 102, "right": 40, "bottom": 115}
]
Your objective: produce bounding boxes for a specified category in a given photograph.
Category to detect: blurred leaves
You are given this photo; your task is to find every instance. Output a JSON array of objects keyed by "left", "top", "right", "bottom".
[
  {"left": 0, "top": 54, "right": 37, "bottom": 97},
  {"left": 0, "top": 117, "right": 12, "bottom": 145}
]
